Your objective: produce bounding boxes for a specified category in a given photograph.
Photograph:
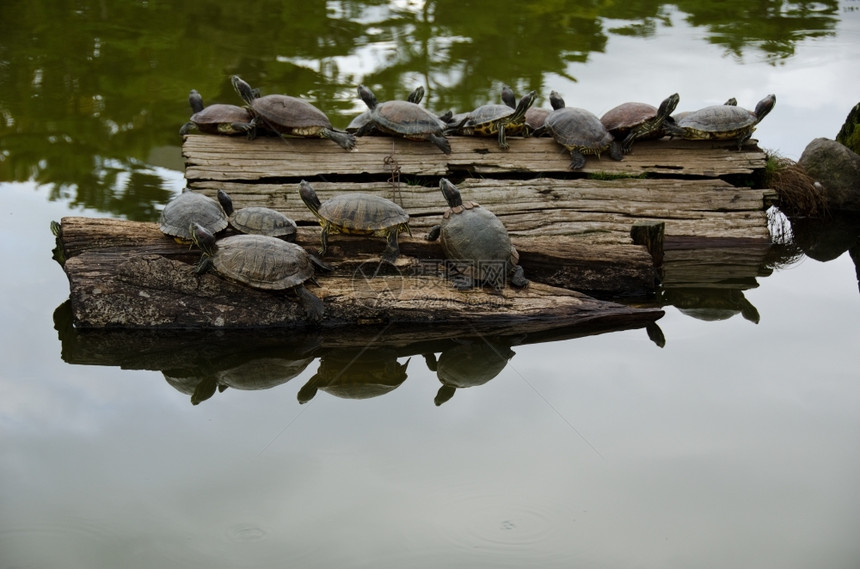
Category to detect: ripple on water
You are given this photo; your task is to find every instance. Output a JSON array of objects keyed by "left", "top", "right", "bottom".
[
  {"left": 224, "top": 521, "right": 268, "bottom": 543},
  {"left": 422, "top": 483, "right": 574, "bottom": 556}
]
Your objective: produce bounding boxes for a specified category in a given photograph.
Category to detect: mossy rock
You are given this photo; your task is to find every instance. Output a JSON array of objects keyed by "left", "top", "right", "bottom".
[{"left": 836, "top": 102, "right": 860, "bottom": 155}]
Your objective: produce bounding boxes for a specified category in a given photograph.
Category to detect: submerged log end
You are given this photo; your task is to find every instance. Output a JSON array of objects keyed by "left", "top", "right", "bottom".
[{"left": 630, "top": 220, "right": 665, "bottom": 266}]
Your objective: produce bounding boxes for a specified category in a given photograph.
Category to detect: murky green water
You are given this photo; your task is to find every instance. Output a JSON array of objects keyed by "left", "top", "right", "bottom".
[{"left": 2, "top": 2, "right": 860, "bottom": 568}]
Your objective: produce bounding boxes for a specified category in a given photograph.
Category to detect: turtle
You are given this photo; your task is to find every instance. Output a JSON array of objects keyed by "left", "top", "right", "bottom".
[
  {"left": 299, "top": 180, "right": 412, "bottom": 263},
  {"left": 216, "top": 189, "right": 297, "bottom": 241},
  {"left": 159, "top": 188, "right": 228, "bottom": 243},
  {"left": 356, "top": 85, "right": 451, "bottom": 154},
  {"left": 190, "top": 223, "right": 326, "bottom": 322},
  {"left": 455, "top": 88, "right": 536, "bottom": 149},
  {"left": 179, "top": 89, "right": 254, "bottom": 137},
  {"left": 671, "top": 97, "right": 737, "bottom": 124},
  {"left": 347, "top": 85, "right": 426, "bottom": 134},
  {"left": 425, "top": 178, "right": 528, "bottom": 291},
  {"left": 231, "top": 75, "right": 355, "bottom": 150},
  {"left": 536, "top": 91, "right": 623, "bottom": 170},
  {"left": 663, "top": 94, "right": 776, "bottom": 149},
  {"left": 600, "top": 92, "right": 680, "bottom": 153}
]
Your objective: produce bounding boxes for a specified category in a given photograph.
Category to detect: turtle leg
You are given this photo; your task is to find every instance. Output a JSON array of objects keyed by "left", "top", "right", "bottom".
[
  {"left": 509, "top": 265, "right": 529, "bottom": 288},
  {"left": 231, "top": 120, "right": 257, "bottom": 140},
  {"left": 425, "top": 224, "right": 441, "bottom": 241},
  {"left": 609, "top": 140, "right": 624, "bottom": 161},
  {"left": 381, "top": 230, "right": 401, "bottom": 263},
  {"left": 323, "top": 128, "right": 356, "bottom": 151},
  {"left": 427, "top": 134, "right": 452, "bottom": 154},
  {"left": 497, "top": 124, "right": 509, "bottom": 150},
  {"left": 294, "top": 285, "right": 325, "bottom": 323},
  {"left": 568, "top": 149, "right": 587, "bottom": 170},
  {"left": 319, "top": 226, "right": 330, "bottom": 256}
]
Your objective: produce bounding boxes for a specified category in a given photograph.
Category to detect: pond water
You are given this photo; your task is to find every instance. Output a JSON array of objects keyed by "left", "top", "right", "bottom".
[{"left": 2, "top": 2, "right": 860, "bottom": 568}]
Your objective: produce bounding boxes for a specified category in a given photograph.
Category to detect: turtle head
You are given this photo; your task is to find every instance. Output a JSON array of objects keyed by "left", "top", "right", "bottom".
[
  {"left": 190, "top": 222, "right": 217, "bottom": 256},
  {"left": 549, "top": 90, "right": 565, "bottom": 110},
  {"left": 500, "top": 84, "right": 517, "bottom": 109},
  {"left": 513, "top": 91, "right": 536, "bottom": 119},
  {"left": 658, "top": 93, "right": 680, "bottom": 119},
  {"left": 216, "top": 189, "right": 234, "bottom": 216},
  {"left": 299, "top": 180, "right": 322, "bottom": 213},
  {"left": 439, "top": 178, "right": 463, "bottom": 208},
  {"left": 188, "top": 89, "right": 204, "bottom": 114},
  {"left": 231, "top": 75, "right": 256, "bottom": 105},
  {"left": 754, "top": 94, "right": 776, "bottom": 121},
  {"left": 407, "top": 85, "right": 425, "bottom": 105},
  {"left": 357, "top": 85, "right": 378, "bottom": 110}
]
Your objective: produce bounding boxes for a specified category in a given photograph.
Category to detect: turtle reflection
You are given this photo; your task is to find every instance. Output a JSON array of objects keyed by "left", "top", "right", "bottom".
[
  {"left": 424, "top": 338, "right": 516, "bottom": 406},
  {"left": 297, "top": 348, "right": 410, "bottom": 403},
  {"left": 164, "top": 352, "right": 315, "bottom": 405}
]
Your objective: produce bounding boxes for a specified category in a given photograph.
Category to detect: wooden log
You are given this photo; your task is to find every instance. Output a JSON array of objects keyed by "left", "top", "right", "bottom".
[
  {"left": 182, "top": 134, "right": 769, "bottom": 179},
  {"left": 56, "top": 216, "right": 658, "bottom": 300},
  {"left": 54, "top": 217, "right": 664, "bottom": 329}
]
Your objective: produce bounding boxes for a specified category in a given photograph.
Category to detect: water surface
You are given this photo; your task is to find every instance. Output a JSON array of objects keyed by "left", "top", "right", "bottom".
[{"left": 1, "top": 2, "right": 860, "bottom": 568}]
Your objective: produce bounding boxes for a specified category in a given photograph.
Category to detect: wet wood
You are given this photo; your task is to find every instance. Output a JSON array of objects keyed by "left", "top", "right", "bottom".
[{"left": 54, "top": 216, "right": 664, "bottom": 329}]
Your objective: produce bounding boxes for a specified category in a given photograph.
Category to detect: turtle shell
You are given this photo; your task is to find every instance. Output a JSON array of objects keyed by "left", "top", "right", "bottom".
[
  {"left": 673, "top": 106, "right": 757, "bottom": 138},
  {"left": 318, "top": 193, "right": 409, "bottom": 233},
  {"left": 544, "top": 107, "right": 615, "bottom": 154},
  {"left": 209, "top": 234, "right": 315, "bottom": 290},
  {"left": 186, "top": 104, "right": 252, "bottom": 135},
  {"left": 464, "top": 104, "right": 516, "bottom": 133},
  {"left": 601, "top": 102, "right": 660, "bottom": 137},
  {"left": 525, "top": 107, "right": 551, "bottom": 132},
  {"left": 371, "top": 100, "right": 446, "bottom": 137},
  {"left": 439, "top": 203, "right": 516, "bottom": 288},
  {"left": 251, "top": 94, "right": 333, "bottom": 135},
  {"left": 159, "top": 190, "right": 228, "bottom": 241},
  {"left": 230, "top": 207, "right": 297, "bottom": 239}
]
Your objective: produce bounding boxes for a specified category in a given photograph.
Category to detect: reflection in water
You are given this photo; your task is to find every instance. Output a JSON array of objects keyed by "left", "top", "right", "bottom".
[
  {"left": 297, "top": 349, "right": 410, "bottom": 403},
  {"left": 54, "top": 301, "right": 663, "bottom": 405},
  {"left": 790, "top": 212, "right": 860, "bottom": 293},
  {"left": 424, "top": 338, "right": 517, "bottom": 406},
  {"left": 0, "top": 1, "right": 842, "bottom": 218}
]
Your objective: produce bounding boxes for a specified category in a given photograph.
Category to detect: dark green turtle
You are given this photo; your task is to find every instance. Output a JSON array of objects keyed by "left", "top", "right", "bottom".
[
  {"left": 537, "top": 91, "right": 623, "bottom": 170},
  {"left": 179, "top": 89, "right": 253, "bottom": 137},
  {"left": 425, "top": 178, "right": 528, "bottom": 291},
  {"left": 356, "top": 85, "right": 451, "bottom": 154},
  {"left": 231, "top": 75, "right": 355, "bottom": 150},
  {"left": 190, "top": 223, "right": 325, "bottom": 322},
  {"left": 299, "top": 180, "right": 412, "bottom": 263},
  {"left": 348, "top": 85, "right": 425, "bottom": 134},
  {"left": 456, "top": 88, "right": 536, "bottom": 149},
  {"left": 600, "top": 93, "right": 679, "bottom": 153},
  {"left": 663, "top": 94, "right": 775, "bottom": 149},
  {"left": 159, "top": 189, "right": 228, "bottom": 243},
  {"left": 217, "top": 189, "right": 297, "bottom": 241}
]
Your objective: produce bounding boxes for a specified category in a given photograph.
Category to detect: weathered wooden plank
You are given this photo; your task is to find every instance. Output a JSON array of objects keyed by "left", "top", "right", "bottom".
[
  {"left": 182, "top": 134, "right": 769, "bottom": 179},
  {"left": 187, "top": 177, "right": 775, "bottom": 240}
]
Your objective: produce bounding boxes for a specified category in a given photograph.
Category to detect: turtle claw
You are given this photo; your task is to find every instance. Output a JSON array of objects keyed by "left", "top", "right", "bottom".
[{"left": 569, "top": 151, "right": 587, "bottom": 170}]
